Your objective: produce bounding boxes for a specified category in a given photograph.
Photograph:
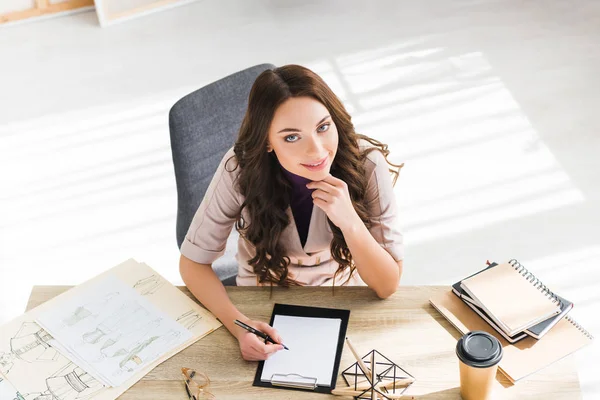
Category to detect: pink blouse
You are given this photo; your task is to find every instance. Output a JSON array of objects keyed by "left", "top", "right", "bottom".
[{"left": 180, "top": 140, "right": 403, "bottom": 286}]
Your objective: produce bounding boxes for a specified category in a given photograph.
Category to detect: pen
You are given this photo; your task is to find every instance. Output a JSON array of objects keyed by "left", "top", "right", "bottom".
[{"left": 234, "top": 319, "right": 290, "bottom": 350}]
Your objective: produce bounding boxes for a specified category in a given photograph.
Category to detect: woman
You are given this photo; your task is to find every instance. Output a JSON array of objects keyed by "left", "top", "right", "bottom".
[{"left": 179, "top": 65, "right": 403, "bottom": 361}]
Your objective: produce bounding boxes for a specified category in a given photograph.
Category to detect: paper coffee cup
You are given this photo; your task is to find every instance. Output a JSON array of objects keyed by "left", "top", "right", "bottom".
[{"left": 456, "top": 331, "right": 503, "bottom": 400}]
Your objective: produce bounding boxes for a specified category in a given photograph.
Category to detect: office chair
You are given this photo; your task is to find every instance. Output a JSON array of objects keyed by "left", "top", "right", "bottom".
[{"left": 169, "top": 63, "right": 276, "bottom": 285}]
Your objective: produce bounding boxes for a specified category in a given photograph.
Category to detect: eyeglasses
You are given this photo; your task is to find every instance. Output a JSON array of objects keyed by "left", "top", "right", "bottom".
[{"left": 181, "top": 367, "right": 215, "bottom": 400}]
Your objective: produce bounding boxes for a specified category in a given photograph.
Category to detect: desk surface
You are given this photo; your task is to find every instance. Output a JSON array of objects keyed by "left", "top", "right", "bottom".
[{"left": 27, "top": 286, "right": 581, "bottom": 399}]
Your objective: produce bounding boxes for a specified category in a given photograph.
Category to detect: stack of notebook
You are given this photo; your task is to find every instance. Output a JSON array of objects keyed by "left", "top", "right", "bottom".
[
  {"left": 451, "top": 260, "right": 574, "bottom": 343},
  {"left": 430, "top": 259, "right": 593, "bottom": 383}
]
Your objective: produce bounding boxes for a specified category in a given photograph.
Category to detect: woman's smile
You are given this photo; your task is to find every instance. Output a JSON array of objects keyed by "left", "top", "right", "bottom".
[{"left": 301, "top": 155, "right": 328, "bottom": 171}]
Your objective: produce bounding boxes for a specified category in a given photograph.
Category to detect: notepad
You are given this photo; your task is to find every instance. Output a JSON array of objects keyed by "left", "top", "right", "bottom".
[
  {"left": 453, "top": 261, "right": 574, "bottom": 340},
  {"left": 460, "top": 262, "right": 561, "bottom": 336},
  {"left": 525, "top": 294, "right": 573, "bottom": 339},
  {"left": 261, "top": 315, "right": 342, "bottom": 386},
  {"left": 452, "top": 289, "right": 529, "bottom": 344},
  {"left": 451, "top": 262, "right": 528, "bottom": 343}
]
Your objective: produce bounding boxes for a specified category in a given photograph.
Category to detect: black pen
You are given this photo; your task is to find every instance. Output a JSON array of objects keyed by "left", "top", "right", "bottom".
[{"left": 234, "top": 319, "right": 290, "bottom": 350}]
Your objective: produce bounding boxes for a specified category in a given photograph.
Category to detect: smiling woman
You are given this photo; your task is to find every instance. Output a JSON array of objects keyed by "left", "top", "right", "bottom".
[
  {"left": 268, "top": 98, "right": 338, "bottom": 176},
  {"left": 179, "top": 64, "right": 404, "bottom": 361}
]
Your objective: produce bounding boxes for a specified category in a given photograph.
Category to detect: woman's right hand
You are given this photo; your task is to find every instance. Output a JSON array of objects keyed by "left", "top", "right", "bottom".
[{"left": 236, "top": 320, "right": 285, "bottom": 361}]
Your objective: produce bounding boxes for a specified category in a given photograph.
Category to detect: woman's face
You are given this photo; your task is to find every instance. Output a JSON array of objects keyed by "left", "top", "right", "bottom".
[{"left": 267, "top": 96, "right": 339, "bottom": 181}]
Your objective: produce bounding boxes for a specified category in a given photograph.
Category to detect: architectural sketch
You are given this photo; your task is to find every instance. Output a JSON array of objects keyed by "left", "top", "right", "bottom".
[
  {"left": 176, "top": 310, "right": 203, "bottom": 330},
  {"left": 132, "top": 275, "right": 164, "bottom": 296}
]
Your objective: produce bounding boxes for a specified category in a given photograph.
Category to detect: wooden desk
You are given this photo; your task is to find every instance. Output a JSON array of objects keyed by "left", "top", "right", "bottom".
[{"left": 27, "top": 286, "right": 581, "bottom": 399}]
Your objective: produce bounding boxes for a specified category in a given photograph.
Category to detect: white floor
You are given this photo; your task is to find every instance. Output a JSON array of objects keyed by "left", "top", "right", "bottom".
[{"left": 1, "top": 0, "right": 599, "bottom": 398}]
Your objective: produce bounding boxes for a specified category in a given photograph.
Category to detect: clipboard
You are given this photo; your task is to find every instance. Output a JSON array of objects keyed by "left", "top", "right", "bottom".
[{"left": 252, "top": 303, "right": 350, "bottom": 393}]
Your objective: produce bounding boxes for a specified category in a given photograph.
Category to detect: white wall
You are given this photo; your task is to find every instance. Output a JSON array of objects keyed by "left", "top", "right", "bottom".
[
  {"left": 1, "top": 0, "right": 73, "bottom": 15},
  {"left": 0, "top": 0, "right": 32, "bottom": 15}
]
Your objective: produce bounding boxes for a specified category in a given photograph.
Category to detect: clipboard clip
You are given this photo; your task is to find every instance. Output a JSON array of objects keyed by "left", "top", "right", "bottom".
[{"left": 270, "top": 373, "right": 318, "bottom": 390}]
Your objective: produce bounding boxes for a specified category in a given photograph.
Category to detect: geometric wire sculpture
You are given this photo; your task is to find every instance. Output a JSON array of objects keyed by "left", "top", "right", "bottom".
[{"left": 340, "top": 349, "right": 415, "bottom": 399}]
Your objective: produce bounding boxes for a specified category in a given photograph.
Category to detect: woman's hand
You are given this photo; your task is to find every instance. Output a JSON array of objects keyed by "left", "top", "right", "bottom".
[
  {"left": 236, "top": 320, "right": 285, "bottom": 361},
  {"left": 306, "top": 174, "right": 362, "bottom": 232}
]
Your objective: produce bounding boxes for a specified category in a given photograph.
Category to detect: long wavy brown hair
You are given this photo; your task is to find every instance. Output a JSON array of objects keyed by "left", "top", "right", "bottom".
[{"left": 229, "top": 65, "right": 402, "bottom": 286}]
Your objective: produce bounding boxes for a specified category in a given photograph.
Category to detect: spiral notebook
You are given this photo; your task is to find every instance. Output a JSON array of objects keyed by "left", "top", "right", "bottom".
[
  {"left": 430, "top": 290, "right": 593, "bottom": 383},
  {"left": 453, "top": 261, "right": 574, "bottom": 340},
  {"left": 460, "top": 261, "right": 562, "bottom": 336},
  {"left": 452, "top": 267, "right": 528, "bottom": 343}
]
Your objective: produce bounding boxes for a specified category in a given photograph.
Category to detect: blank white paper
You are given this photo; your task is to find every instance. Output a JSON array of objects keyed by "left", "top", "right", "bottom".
[{"left": 261, "top": 315, "right": 341, "bottom": 386}]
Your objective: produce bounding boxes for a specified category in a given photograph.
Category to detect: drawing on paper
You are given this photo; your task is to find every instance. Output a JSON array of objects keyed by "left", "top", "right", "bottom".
[
  {"left": 132, "top": 275, "right": 164, "bottom": 296},
  {"left": 0, "top": 377, "right": 23, "bottom": 399},
  {"left": 62, "top": 292, "right": 119, "bottom": 328},
  {"left": 17, "top": 362, "right": 104, "bottom": 400},
  {"left": 81, "top": 302, "right": 151, "bottom": 345},
  {"left": 0, "top": 320, "right": 106, "bottom": 400},
  {"left": 176, "top": 310, "right": 202, "bottom": 330},
  {"left": 78, "top": 302, "right": 164, "bottom": 364},
  {"left": 107, "top": 329, "right": 182, "bottom": 375},
  {"left": 0, "top": 320, "right": 103, "bottom": 397},
  {"left": 36, "top": 275, "right": 191, "bottom": 386},
  {"left": 1, "top": 350, "right": 15, "bottom": 375},
  {"left": 15, "top": 393, "right": 40, "bottom": 400},
  {"left": 7, "top": 322, "right": 59, "bottom": 363},
  {"left": 96, "top": 318, "right": 162, "bottom": 361}
]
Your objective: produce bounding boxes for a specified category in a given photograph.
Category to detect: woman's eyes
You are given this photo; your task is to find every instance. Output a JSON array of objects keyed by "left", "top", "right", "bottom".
[
  {"left": 284, "top": 124, "right": 330, "bottom": 143},
  {"left": 317, "top": 123, "right": 330, "bottom": 133}
]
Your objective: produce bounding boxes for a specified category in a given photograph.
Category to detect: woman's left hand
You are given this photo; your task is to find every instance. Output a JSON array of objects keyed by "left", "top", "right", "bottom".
[{"left": 306, "top": 174, "right": 362, "bottom": 232}]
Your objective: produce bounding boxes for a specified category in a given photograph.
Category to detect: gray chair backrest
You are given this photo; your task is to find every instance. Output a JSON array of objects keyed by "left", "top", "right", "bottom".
[{"left": 168, "top": 64, "right": 275, "bottom": 280}]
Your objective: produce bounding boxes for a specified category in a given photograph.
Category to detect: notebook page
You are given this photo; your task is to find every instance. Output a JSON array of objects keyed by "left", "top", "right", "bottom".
[
  {"left": 461, "top": 262, "right": 560, "bottom": 334},
  {"left": 261, "top": 315, "right": 341, "bottom": 386}
]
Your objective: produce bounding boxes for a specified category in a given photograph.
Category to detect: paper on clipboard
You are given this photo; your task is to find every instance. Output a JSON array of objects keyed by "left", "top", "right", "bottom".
[{"left": 261, "top": 315, "right": 342, "bottom": 386}]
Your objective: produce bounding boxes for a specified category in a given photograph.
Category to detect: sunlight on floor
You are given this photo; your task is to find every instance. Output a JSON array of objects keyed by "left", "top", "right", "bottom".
[
  {"left": 310, "top": 50, "right": 585, "bottom": 246},
  {"left": 309, "top": 47, "right": 597, "bottom": 397},
  {"left": 0, "top": 94, "right": 188, "bottom": 327},
  {"left": 0, "top": 38, "right": 597, "bottom": 399},
  {"left": 521, "top": 246, "right": 600, "bottom": 398}
]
